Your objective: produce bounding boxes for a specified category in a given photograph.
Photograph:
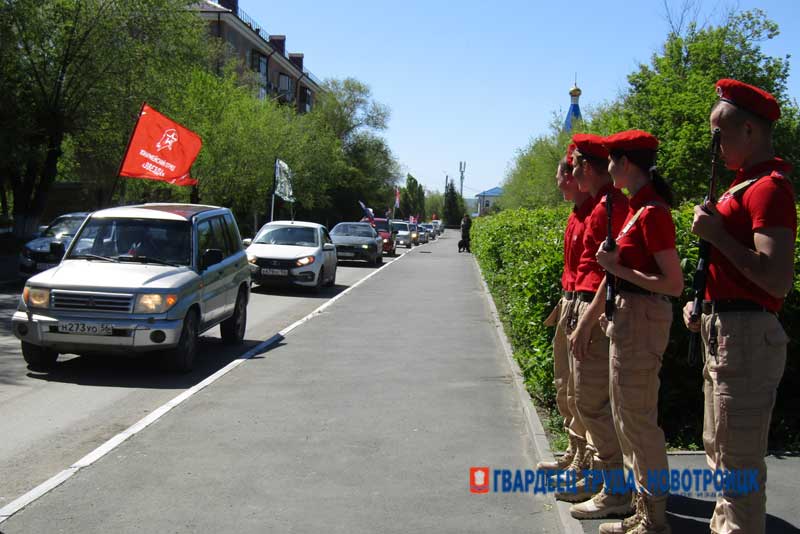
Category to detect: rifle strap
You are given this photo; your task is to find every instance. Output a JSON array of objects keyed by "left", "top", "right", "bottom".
[
  {"left": 719, "top": 177, "right": 761, "bottom": 201},
  {"left": 616, "top": 201, "right": 669, "bottom": 241}
]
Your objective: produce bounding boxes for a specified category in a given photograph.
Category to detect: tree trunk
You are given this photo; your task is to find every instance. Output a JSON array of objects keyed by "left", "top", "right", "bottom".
[
  {"left": 0, "top": 180, "right": 8, "bottom": 219},
  {"left": 13, "top": 130, "right": 64, "bottom": 238}
]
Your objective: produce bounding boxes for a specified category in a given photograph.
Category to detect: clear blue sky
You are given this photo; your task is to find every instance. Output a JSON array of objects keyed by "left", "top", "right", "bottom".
[{"left": 241, "top": 0, "right": 798, "bottom": 198}]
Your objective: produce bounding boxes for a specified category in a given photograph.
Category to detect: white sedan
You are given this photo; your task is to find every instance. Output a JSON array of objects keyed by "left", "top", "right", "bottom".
[{"left": 245, "top": 221, "right": 337, "bottom": 291}]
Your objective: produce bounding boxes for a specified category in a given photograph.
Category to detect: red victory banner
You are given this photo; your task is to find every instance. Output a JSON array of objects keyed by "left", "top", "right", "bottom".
[{"left": 119, "top": 103, "right": 202, "bottom": 186}]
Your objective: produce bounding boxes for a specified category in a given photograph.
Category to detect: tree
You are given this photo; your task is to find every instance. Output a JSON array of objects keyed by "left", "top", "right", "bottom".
[
  {"left": 316, "top": 78, "right": 390, "bottom": 146},
  {"left": 426, "top": 191, "right": 444, "bottom": 221},
  {"left": 443, "top": 180, "right": 464, "bottom": 226},
  {"left": 500, "top": 116, "right": 572, "bottom": 210},
  {"left": 1, "top": 0, "right": 208, "bottom": 236},
  {"left": 604, "top": 8, "right": 799, "bottom": 201}
]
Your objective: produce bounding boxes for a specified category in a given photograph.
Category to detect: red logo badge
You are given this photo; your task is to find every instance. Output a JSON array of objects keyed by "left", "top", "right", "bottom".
[{"left": 470, "top": 467, "right": 490, "bottom": 493}]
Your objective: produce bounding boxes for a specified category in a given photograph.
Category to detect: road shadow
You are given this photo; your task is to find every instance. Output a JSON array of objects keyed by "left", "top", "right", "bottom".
[
  {"left": 250, "top": 282, "right": 348, "bottom": 299},
  {"left": 665, "top": 494, "right": 799, "bottom": 534},
  {"left": 335, "top": 260, "right": 381, "bottom": 269},
  {"left": 24, "top": 336, "right": 270, "bottom": 390}
]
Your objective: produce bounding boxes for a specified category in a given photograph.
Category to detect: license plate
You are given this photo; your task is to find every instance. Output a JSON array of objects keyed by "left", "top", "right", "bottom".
[
  {"left": 261, "top": 268, "right": 288, "bottom": 276},
  {"left": 37, "top": 262, "right": 57, "bottom": 271},
  {"left": 57, "top": 322, "right": 113, "bottom": 336},
  {"left": 338, "top": 252, "right": 355, "bottom": 257}
]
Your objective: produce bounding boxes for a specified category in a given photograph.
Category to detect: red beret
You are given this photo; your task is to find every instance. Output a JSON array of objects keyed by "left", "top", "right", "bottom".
[
  {"left": 715, "top": 78, "right": 780, "bottom": 122},
  {"left": 571, "top": 133, "right": 609, "bottom": 160},
  {"left": 603, "top": 130, "right": 659, "bottom": 152},
  {"left": 566, "top": 143, "right": 577, "bottom": 162}
]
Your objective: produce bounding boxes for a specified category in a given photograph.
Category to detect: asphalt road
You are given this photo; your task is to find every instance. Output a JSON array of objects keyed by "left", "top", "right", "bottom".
[
  {"left": 0, "top": 249, "right": 409, "bottom": 510},
  {"left": 0, "top": 231, "right": 563, "bottom": 533}
]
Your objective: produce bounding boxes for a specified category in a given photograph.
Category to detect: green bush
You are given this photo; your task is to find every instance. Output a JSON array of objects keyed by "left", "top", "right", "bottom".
[{"left": 473, "top": 205, "right": 800, "bottom": 451}]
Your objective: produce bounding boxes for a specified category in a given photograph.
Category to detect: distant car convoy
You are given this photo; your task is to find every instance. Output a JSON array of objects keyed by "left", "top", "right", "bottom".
[{"left": 13, "top": 205, "right": 444, "bottom": 372}]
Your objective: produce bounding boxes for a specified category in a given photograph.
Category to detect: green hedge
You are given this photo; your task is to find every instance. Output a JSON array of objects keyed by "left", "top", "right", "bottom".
[{"left": 473, "top": 206, "right": 800, "bottom": 451}]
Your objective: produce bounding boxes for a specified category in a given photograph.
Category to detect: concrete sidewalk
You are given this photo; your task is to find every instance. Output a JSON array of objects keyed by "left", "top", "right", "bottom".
[{"left": 0, "top": 233, "right": 564, "bottom": 533}]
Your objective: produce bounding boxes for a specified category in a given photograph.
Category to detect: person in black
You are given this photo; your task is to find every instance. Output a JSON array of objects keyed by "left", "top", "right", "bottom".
[{"left": 460, "top": 214, "right": 472, "bottom": 252}]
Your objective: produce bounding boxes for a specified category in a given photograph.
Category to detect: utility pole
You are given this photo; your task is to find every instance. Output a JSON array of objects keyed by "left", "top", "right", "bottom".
[
  {"left": 445, "top": 174, "right": 449, "bottom": 193},
  {"left": 459, "top": 161, "right": 466, "bottom": 198}
]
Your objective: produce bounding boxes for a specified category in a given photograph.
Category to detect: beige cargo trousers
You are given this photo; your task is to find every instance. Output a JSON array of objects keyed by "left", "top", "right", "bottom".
[{"left": 701, "top": 310, "right": 788, "bottom": 534}]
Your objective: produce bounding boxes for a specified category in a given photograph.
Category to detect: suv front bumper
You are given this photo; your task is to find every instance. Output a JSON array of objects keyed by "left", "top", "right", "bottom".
[{"left": 12, "top": 310, "right": 183, "bottom": 354}]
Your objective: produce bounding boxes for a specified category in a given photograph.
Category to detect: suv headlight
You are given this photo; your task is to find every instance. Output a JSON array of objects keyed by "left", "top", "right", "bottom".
[
  {"left": 295, "top": 256, "right": 315, "bottom": 267},
  {"left": 135, "top": 293, "right": 178, "bottom": 314},
  {"left": 23, "top": 287, "right": 50, "bottom": 308}
]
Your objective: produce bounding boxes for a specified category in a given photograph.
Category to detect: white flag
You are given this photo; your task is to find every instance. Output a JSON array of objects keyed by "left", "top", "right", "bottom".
[{"left": 274, "top": 159, "right": 295, "bottom": 202}]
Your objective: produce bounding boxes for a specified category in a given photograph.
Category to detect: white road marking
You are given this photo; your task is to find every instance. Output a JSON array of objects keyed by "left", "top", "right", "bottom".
[{"left": 0, "top": 249, "right": 412, "bottom": 524}]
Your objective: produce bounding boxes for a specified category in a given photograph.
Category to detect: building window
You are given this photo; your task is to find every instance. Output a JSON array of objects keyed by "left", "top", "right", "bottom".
[
  {"left": 251, "top": 50, "right": 269, "bottom": 100},
  {"left": 278, "top": 73, "right": 294, "bottom": 101}
]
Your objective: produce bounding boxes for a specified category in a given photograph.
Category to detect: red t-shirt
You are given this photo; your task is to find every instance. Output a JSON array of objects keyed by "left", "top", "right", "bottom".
[
  {"left": 615, "top": 183, "right": 676, "bottom": 275},
  {"left": 562, "top": 197, "right": 595, "bottom": 291},
  {"left": 575, "top": 183, "right": 629, "bottom": 292},
  {"left": 706, "top": 158, "right": 796, "bottom": 312}
]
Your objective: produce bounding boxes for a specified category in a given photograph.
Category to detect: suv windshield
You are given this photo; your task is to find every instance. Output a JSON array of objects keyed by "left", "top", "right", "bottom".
[
  {"left": 254, "top": 226, "right": 319, "bottom": 247},
  {"left": 332, "top": 224, "right": 374, "bottom": 237},
  {"left": 44, "top": 215, "right": 85, "bottom": 238},
  {"left": 393, "top": 223, "right": 409, "bottom": 232},
  {"left": 67, "top": 218, "right": 192, "bottom": 266}
]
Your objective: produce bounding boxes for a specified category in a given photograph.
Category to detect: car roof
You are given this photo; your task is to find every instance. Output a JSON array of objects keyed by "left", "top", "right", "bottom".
[
  {"left": 53, "top": 212, "right": 90, "bottom": 219},
  {"left": 265, "top": 220, "right": 324, "bottom": 229},
  {"left": 90, "top": 203, "right": 222, "bottom": 221},
  {"left": 336, "top": 221, "right": 372, "bottom": 226}
]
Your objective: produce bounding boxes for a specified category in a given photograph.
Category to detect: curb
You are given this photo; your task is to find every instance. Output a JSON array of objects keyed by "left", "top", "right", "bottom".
[{"left": 474, "top": 258, "right": 584, "bottom": 534}]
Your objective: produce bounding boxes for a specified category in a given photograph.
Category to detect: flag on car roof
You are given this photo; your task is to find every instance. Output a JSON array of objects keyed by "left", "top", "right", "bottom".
[
  {"left": 119, "top": 103, "right": 202, "bottom": 186},
  {"left": 358, "top": 200, "right": 374, "bottom": 224}
]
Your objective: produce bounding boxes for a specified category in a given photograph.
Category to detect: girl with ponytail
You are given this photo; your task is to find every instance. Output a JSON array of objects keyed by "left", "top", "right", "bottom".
[{"left": 586, "top": 130, "right": 683, "bottom": 534}]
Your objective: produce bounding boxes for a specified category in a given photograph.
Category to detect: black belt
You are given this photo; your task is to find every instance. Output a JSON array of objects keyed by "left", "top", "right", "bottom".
[
  {"left": 616, "top": 279, "right": 660, "bottom": 296},
  {"left": 702, "top": 299, "right": 769, "bottom": 314},
  {"left": 562, "top": 290, "right": 575, "bottom": 301},
  {"left": 577, "top": 291, "right": 595, "bottom": 303}
]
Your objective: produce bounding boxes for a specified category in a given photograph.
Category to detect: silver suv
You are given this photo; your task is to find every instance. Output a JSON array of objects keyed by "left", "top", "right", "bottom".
[{"left": 12, "top": 204, "right": 251, "bottom": 372}]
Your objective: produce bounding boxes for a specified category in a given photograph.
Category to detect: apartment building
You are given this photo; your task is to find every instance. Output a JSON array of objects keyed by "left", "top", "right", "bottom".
[{"left": 196, "top": 0, "right": 323, "bottom": 113}]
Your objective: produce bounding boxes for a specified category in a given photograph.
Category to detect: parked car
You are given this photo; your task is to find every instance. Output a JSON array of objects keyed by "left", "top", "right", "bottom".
[
  {"left": 420, "top": 223, "right": 437, "bottom": 240},
  {"left": 331, "top": 222, "right": 383, "bottom": 265},
  {"left": 246, "top": 220, "right": 337, "bottom": 290},
  {"left": 19, "top": 212, "right": 90, "bottom": 277},
  {"left": 392, "top": 222, "right": 413, "bottom": 248},
  {"left": 12, "top": 204, "right": 251, "bottom": 373},
  {"left": 360, "top": 217, "right": 396, "bottom": 256}
]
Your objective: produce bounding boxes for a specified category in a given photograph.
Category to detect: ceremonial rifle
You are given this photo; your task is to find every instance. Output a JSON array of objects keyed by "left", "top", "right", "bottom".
[
  {"left": 604, "top": 192, "right": 616, "bottom": 321},
  {"left": 688, "top": 128, "right": 722, "bottom": 364}
]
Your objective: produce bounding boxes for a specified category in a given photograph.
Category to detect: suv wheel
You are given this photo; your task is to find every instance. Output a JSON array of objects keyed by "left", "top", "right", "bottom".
[
  {"left": 22, "top": 342, "right": 58, "bottom": 371},
  {"left": 221, "top": 289, "right": 247, "bottom": 344},
  {"left": 375, "top": 253, "right": 383, "bottom": 265},
  {"left": 165, "top": 310, "right": 198, "bottom": 373}
]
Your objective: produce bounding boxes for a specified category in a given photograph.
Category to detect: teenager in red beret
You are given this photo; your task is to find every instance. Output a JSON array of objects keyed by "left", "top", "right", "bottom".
[
  {"left": 682, "top": 79, "right": 795, "bottom": 534},
  {"left": 557, "top": 134, "right": 630, "bottom": 514},
  {"left": 537, "top": 150, "right": 592, "bottom": 479},
  {"left": 576, "top": 129, "right": 683, "bottom": 534}
]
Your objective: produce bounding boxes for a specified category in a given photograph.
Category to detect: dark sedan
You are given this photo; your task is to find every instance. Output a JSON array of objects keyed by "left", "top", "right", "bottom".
[
  {"left": 19, "top": 212, "right": 90, "bottom": 277},
  {"left": 330, "top": 222, "right": 383, "bottom": 265}
]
